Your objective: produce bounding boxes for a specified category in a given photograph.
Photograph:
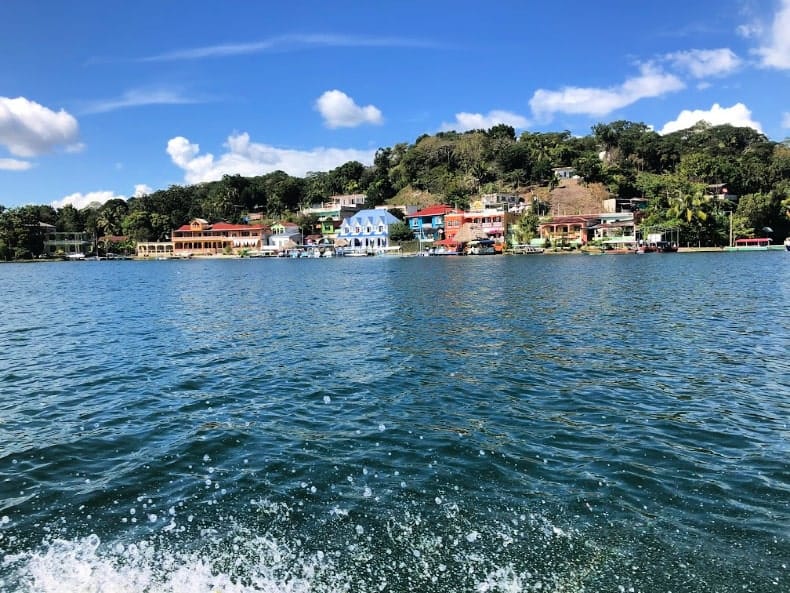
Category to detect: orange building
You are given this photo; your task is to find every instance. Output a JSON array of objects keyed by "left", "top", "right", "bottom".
[
  {"left": 444, "top": 208, "right": 510, "bottom": 243},
  {"left": 171, "top": 219, "right": 271, "bottom": 256},
  {"left": 537, "top": 215, "right": 598, "bottom": 246}
]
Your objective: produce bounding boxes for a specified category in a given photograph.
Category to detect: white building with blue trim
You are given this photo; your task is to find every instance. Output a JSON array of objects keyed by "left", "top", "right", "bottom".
[{"left": 336, "top": 209, "right": 401, "bottom": 251}]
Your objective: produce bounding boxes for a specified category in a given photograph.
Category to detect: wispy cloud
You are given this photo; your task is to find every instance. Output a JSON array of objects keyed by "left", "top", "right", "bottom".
[
  {"left": 81, "top": 88, "right": 205, "bottom": 114},
  {"left": 529, "top": 64, "right": 684, "bottom": 121},
  {"left": 0, "top": 157, "right": 33, "bottom": 171},
  {"left": 315, "top": 90, "right": 383, "bottom": 128},
  {"left": 664, "top": 48, "right": 742, "bottom": 78},
  {"left": 782, "top": 112, "right": 790, "bottom": 128},
  {"left": 136, "top": 34, "right": 441, "bottom": 63},
  {"left": 440, "top": 110, "right": 529, "bottom": 132}
]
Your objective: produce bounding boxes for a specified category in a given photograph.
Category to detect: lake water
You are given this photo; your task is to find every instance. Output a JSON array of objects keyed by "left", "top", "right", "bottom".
[{"left": 0, "top": 252, "right": 787, "bottom": 592}]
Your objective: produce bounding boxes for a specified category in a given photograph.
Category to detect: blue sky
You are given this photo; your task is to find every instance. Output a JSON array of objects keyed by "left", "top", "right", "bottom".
[{"left": 1, "top": 0, "right": 789, "bottom": 209}]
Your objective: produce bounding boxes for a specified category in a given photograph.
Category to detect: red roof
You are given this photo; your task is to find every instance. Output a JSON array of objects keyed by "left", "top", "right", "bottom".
[
  {"left": 174, "top": 222, "right": 263, "bottom": 232},
  {"left": 211, "top": 222, "right": 260, "bottom": 231},
  {"left": 406, "top": 204, "right": 456, "bottom": 218},
  {"left": 539, "top": 215, "right": 598, "bottom": 225}
]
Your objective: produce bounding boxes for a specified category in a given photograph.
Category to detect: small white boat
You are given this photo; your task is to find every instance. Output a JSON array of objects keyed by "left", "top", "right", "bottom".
[
  {"left": 509, "top": 244, "right": 544, "bottom": 255},
  {"left": 784, "top": 237, "right": 790, "bottom": 252}
]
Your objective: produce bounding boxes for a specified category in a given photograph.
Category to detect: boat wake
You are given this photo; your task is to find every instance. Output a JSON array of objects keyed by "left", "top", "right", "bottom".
[{"left": 2, "top": 497, "right": 781, "bottom": 593}]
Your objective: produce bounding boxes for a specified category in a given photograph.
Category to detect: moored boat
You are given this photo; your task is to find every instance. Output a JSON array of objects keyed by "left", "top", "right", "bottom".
[
  {"left": 785, "top": 237, "right": 790, "bottom": 251},
  {"left": 508, "top": 244, "right": 544, "bottom": 255}
]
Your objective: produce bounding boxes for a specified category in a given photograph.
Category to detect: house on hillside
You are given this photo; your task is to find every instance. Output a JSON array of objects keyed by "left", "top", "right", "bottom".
[
  {"left": 553, "top": 166, "right": 577, "bottom": 180},
  {"left": 480, "top": 193, "right": 522, "bottom": 209},
  {"left": 706, "top": 183, "right": 738, "bottom": 203},
  {"left": 336, "top": 209, "right": 401, "bottom": 251}
]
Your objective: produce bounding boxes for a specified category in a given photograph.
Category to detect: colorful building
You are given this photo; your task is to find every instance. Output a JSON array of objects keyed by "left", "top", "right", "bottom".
[
  {"left": 171, "top": 218, "right": 271, "bottom": 256},
  {"left": 444, "top": 208, "right": 510, "bottom": 243},
  {"left": 537, "top": 215, "right": 598, "bottom": 246},
  {"left": 269, "top": 221, "right": 302, "bottom": 250},
  {"left": 404, "top": 205, "right": 458, "bottom": 242},
  {"left": 299, "top": 194, "right": 367, "bottom": 239},
  {"left": 336, "top": 209, "right": 401, "bottom": 251}
]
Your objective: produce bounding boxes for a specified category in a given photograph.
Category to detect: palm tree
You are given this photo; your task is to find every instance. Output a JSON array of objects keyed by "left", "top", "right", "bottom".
[{"left": 668, "top": 190, "right": 714, "bottom": 246}]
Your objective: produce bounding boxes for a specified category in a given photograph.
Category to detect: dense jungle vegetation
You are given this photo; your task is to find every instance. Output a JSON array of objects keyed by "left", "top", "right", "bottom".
[{"left": 2, "top": 120, "right": 789, "bottom": 259}]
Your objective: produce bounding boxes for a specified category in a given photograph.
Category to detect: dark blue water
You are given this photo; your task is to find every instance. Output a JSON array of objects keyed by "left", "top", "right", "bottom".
[{"left": 1, "top": 253, "right": 788, "bottom": 592}]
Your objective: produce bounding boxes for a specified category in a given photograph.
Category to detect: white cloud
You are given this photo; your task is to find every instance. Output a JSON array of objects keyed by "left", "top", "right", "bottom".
[
  {"left": 754, "top": 0, "right": 790, "bottom": 68},
  {"left": 529, "top": 65, "right": 685, "bottom": 120},
  {"left": 81, "top": 88, "right": 202, "bottom": 114},
  {"left": 315, "top": 90, "right": 383, "bottom": 128},
  {"left": 51, "top": 190, "right": 127, "bottom": 210},
  {"left": 782, "top": 112, "right": 790, "bottom": 128},
  {"left": 0, "top": 158, "right": 33, "bottom": 171},
  {"left": 440, "top": 110, "right": 529, "bottom": 132},
  {"left": 0, "top": 96, "right": 80, "bottom": 157},
  {"left": 659, "top": 102, "right": 762, "bottom": 135},
  {"left": 665, "top": 48, "right": 741, "bottom": 78},
  {"left": 167, "top": 132, "right": 377, "bottom": 185},
  {"left": 133, "top": 184, "right": 153, "bottom": 197}
]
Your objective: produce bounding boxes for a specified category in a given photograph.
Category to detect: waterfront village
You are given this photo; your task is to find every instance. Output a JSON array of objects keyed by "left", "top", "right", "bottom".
[{"left": 36, "top": 168, "right": 789, "bottom": 260}]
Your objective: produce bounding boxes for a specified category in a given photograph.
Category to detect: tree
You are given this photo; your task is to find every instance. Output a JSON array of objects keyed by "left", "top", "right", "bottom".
[
  {"left": 56, "top": 205, "right": 83, "bottom": 232},
  {"left": 734, "top": 192, "right": 784, "bottom": 239},
  {"left": 295, "top": 213, "right": 319, "bottom": 238},
  {"left": 122, "top": 210, "right": 153, "bottom": 242},
  {"left": 388, "top": 220, "right": 414, "bottom": 242},
  {"left": 97, "top": 199, "right": 129, "bottom": 237}
]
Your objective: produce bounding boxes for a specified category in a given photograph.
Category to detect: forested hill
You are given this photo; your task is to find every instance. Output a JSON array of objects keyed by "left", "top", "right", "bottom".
[{"left": 1, "top": 120, "right": 790, "bottom": 259}]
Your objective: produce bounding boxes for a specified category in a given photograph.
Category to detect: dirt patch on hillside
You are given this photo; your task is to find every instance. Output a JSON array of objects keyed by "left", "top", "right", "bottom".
[{"left": 546, "top": 178, "right": 609, "bottom": 215}]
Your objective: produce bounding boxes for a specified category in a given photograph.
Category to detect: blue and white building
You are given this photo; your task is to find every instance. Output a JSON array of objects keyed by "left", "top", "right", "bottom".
[{"left": 336, "top": 209, "right": 401, "bottom": 251}]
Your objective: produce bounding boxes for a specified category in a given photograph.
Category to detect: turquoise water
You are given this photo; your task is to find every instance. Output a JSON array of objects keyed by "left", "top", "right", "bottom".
[{"left": 0, "top": 253, "right": 787, "bottom": 592}]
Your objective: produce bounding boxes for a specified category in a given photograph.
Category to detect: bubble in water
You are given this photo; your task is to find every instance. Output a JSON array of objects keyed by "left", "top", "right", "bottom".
[
  {"left": 323, "top": 395, "right": 331, "bottom": 404},
  {"left": 363, "top": 487, "right": 373, "bottom": 498},
  {"left": 378, "top": 423, "right": 386, "bottom": 431}
]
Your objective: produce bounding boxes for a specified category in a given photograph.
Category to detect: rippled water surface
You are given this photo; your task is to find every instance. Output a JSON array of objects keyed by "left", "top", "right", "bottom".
[{"left": 1, "top": 253, "right": 788, "bottom": 592}]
